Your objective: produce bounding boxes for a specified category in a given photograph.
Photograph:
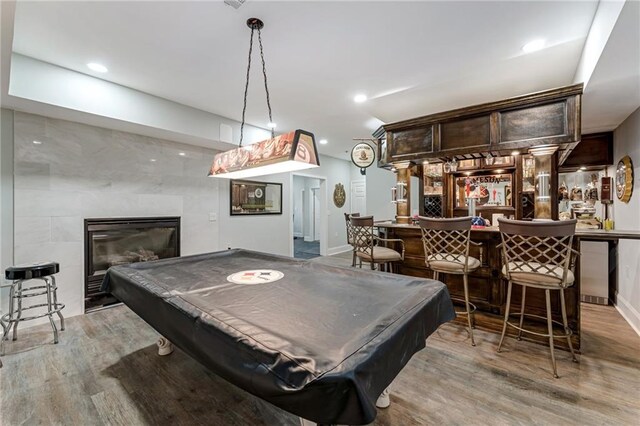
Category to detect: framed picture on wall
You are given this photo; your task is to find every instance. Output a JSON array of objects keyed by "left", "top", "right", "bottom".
[{"left": 230, "top": 180, "right": 283, "bottom": 215}]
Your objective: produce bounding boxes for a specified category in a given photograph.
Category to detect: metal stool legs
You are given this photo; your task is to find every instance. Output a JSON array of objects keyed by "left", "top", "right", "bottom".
[
  {"left": 462, "top": 274, "right": 475, "bottom": 346},
  {"left": 517, "top": 286, "right": 526, "bottom": 340},
  {"left": 13, "top": 280, "right": 23, "bottom": 341},
  {"left": 497, "top": 280, "right": 512, "bottom": 353},
  {"left": 497, "top": 281, "right": 577, "bottom": 378},
  {"left": 49, "top": 276, "right": 65, "bottom": 331},
  {"left": 544, "top": 289, "right": 558, "bottom": 378},
  {"left": 0, "top": 277, "right": 65, "bottom": 356},
  {"left": 435, "top": 271, "right": 475, "bottom": 346},
  {"left": 560, "top": 289, "right": 577, "bottom": 363},
  {"left": 45, "top": 277, "right": 59, "bottom": 344}
]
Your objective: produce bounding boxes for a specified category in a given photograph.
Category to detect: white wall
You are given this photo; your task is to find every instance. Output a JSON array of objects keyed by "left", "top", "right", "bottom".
[
  {"left": 292, "top": 176, "right": 304, "bottom": 237},
  {"left": 7, "top": 111, "right": 363, "bottom": 323},
  {"left": 217, "top": 173, "right": 292, "bottom": 257},
  {"left": 8, "top": 54, "right": 271, "bottom": 151},
  {"left": 296, "top": 155, "right": 357, "bottom": 253},
  {"left": 218, "top": 154, "right": 356, "bottom": 257},
  {"left": 573, "top": 0, "right": 625, "bottom": 86},
  {"left": 0, "top": 108, "right": 14, "bottom": 313},
  {"left": 302, "top": 177, "right": 320, "bottom": 241},
  {"left": 611, "top": 106, "right": 640, "bottom": 334},
  {"left": 11, "top": 111, "right": 220, "bottom": 321}
]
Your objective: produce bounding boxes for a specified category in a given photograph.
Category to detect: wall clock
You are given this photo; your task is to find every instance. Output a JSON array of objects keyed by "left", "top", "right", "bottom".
[
  {"left": 333, "top": 183, "right": 346, "bottom": 208},
  {"left": 615, "top": 155, "right": 634, "bottom": 203}
]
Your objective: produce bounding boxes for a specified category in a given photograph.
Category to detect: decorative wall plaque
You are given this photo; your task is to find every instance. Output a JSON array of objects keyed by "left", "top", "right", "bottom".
[
  {"left": 615, "top": 155, "right": 634, "bottom": 203},
  {"left": 333, "top": 183, "right": 346, "bottom": 208}
]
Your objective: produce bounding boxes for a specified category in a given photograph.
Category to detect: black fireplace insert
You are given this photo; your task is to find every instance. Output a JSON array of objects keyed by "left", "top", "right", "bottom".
[{"left": 84, "top": 217, "right": 180, "bottom": 310}]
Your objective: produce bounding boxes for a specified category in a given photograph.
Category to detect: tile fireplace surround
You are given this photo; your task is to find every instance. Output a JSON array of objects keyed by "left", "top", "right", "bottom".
[{"left": 12, "top": 112, "right": 220, "bottom": 321}]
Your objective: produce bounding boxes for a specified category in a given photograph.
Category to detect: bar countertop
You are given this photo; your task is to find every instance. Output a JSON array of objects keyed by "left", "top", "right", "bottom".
[{"left": 374, "top": 221, "right": 640, "bottom": 240}]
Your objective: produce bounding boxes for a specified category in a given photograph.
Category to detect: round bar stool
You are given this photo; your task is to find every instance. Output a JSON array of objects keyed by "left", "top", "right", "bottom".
[
  {"left": 418, "top": 216, "right": 481, "bottom": 346},
  {"left": 496, "top": 218, "right": 579, "bottom": 378},
  {"left": 1, "top": 262, "right": 65, "bottom": 358}
]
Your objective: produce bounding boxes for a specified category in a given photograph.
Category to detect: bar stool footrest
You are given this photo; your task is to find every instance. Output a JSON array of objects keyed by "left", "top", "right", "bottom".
[
  {"left": 505, "top": 312, "right": 572, "bottom": 339},
  {"left": 451, "top": 298, "right": 477, "bottom": 316},
  {"left": 1, "top": 303, "right": 65, "bottom": 324}
]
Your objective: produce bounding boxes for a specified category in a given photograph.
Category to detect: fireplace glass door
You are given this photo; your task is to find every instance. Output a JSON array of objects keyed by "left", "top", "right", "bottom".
[{"left": 85, "top": 217, "right": 180, "bottom": 310}]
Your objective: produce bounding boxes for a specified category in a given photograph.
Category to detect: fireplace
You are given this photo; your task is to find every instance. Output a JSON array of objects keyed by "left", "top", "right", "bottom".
[{"left": 84, "top": 217, "right": 180, "bottom": 310}]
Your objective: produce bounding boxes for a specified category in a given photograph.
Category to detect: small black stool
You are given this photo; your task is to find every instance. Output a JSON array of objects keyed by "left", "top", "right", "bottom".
[{"left": 1, "top": 262, "right": 65, "bottom": 359}]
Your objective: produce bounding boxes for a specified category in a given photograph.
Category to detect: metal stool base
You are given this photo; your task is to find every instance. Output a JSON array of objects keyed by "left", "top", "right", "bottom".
[
  {"left": 497, "top": 282, "right": 578, "bottom": 378},
  {"left": 0, "top": 276, "right": 65, "bottom": 357}
]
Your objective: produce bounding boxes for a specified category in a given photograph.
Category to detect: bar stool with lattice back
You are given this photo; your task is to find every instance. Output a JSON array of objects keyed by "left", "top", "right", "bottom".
[
  {"left": 417, "top": 216, "right": 481, "bottom": 346},
  {"left": 344, "top": 212, "right": 360, "bottom": 267},
  {"left": 496, "top": 218, "right": 579, "bottom": 378},
  {"left": 350, "top": 216, "right": 404, "bottom": 272}
]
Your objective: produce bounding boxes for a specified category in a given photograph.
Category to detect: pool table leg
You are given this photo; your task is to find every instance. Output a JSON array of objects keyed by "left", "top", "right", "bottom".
[
  {"left": 376, "top": 387, "right": 391, "bottom": 408},
  {"left": 298, "top": 419, "right": 335, "bottom": 426},
  {"left": 157, "top": 336, "right": 174, "bottom": 356}
]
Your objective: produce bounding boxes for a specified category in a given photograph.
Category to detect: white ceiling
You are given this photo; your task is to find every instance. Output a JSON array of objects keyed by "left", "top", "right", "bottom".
[{"left": 8, "top": 0, "right": 638, "bottom": 160}]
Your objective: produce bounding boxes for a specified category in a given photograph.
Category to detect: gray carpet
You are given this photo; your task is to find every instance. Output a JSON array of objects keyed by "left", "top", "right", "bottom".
[{"left": 293, "top": 238, "right": 320, "bottom": 259}]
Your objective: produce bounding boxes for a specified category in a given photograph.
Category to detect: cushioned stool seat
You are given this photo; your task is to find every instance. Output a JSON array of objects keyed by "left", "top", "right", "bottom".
[
  {"left": 356, "top": 246, "right": 403, "bottom": 262},
  {"left": 428, "top": 254, "right": 481, "bottom": 272},
  {"left": 501, "top": 262, "right": 575, "bottom": 287}
]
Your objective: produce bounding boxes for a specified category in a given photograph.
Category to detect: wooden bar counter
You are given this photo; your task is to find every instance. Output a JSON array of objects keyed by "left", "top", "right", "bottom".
[{"left": 377, "top": 222, "right": 640, "bottom": 351}]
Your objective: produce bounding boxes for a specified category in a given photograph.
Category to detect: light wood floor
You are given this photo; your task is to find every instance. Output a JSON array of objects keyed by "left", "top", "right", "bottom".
[{"left": 1, "top": 254, "right": 639, "bottom": 425}]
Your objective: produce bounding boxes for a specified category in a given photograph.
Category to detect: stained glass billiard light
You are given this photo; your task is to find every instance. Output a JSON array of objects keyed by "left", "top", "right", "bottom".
[{"left": 208, "top": 18, "right": 319, "bottom": 179}]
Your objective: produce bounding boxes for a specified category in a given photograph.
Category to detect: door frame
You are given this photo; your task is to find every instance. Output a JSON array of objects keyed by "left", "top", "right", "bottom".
[
  {"left": 350, "top": 179, "right": 366, "bottom": 214},
  {"left": 311, "top": 187, "right": 321, "bottom": 241},
  {"left": 290, "top": 173, "right": 328, "bottom": 257}
]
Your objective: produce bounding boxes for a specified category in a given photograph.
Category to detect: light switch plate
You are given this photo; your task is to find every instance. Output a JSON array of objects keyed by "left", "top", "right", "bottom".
[{"left": 209, "top": 212, "right": 217, "bottom": 222}]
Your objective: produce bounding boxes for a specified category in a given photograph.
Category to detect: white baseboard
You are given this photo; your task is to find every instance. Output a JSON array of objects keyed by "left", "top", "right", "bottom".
[
  {"left": 293, "top": 232, "right": 303, "bottom": 238},
  {"left": 327, "top": 244, "right": 352, "bottom": 256},
  {"left": 303, "top": 236, "right": 314, "bottom": 242},
  {"left": 615, "top": 294, "right": 640, "bottom": 337}
]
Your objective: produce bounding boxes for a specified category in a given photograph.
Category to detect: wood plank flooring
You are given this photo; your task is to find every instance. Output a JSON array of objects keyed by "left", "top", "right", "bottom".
[{"left": 1, "top": 253, "right": 638, "bottom": 425}]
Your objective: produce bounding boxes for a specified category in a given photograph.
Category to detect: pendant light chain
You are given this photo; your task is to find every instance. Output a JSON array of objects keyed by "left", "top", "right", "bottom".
[
  {"left": 257, "top": 28, "right": 275, "bottom": 139},
  {"left": 239, "top": 23, "right": 275, "bottom": 147},
  {"left": 239, "top": 28, "right": 255, "bottom": 147}
]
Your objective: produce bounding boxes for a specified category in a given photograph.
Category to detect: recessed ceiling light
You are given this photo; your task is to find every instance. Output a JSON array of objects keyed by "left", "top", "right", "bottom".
[
  {"left": 522, "top": 39, "right": 545, "bottom": 54},
  {"left": 87, "top": 62, "right": 108, "bottom": 73},
  {"left": 267, "top": 122, "right": 277, "bottom": 128},
  {"left": 178, "top": 152, "right": 186, "bottom": 156},
  {"left": 511, "top": 150, "right": 520, "bottom": 156},
  {"left": 579, "top": 166, "right": 586, "bottom": 170},
  {"left": 150, "top": 159, "right": 156, "bottom": 162},
  {"left": 354, "top": 94, "right": 367, "bottom": 103},
  {"left": 33, "top": 140, "right": 42, "bottom": 145},
  {"left": 319, "top": 139, "right": 328, "bottom": 145}
]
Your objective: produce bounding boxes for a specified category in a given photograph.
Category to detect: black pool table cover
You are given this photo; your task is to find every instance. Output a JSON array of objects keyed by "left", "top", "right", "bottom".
[{"left": 102, "top": 249, "right": 455, "bottom": 425}]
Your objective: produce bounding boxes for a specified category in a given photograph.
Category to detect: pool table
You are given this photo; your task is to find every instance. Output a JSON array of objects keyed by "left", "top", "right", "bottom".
[{"left": 102, "top": 249, "right": 454, "bottom": 425}]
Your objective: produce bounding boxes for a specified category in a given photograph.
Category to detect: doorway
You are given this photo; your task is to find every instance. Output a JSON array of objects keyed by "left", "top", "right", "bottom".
[
  {"left": 292, "top": 175, "right": 326, "bottom": 259},
  {"left": 350, "top": 180, "right": 366, "bottom": 215}
]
